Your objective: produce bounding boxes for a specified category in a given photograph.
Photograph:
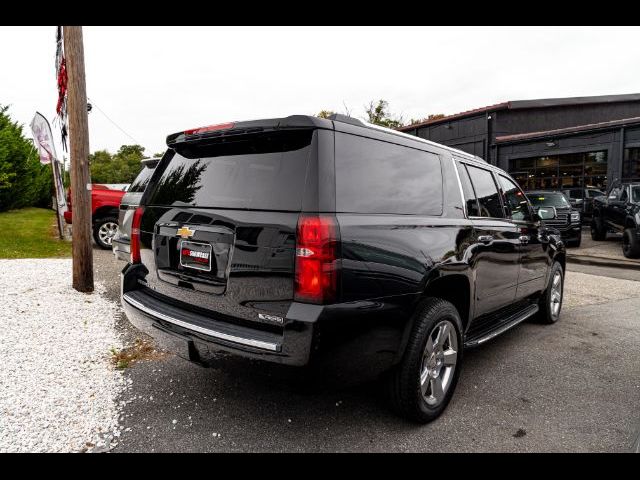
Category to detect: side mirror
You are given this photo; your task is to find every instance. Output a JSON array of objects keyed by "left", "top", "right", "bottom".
[{"left": 537, "top": 207, "right": 557, "bottom": 220}]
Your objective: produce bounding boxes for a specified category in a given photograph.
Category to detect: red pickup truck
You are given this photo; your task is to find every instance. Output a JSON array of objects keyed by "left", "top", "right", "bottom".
[{"left": 63, "top": 184, "right": 127, "bottom": 249}]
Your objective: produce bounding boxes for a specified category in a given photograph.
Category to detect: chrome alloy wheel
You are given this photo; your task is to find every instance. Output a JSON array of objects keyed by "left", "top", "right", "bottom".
[
  {"left": 98, "top": 222, "right": 118, "bottom": 246},
  {"left": 550, "top": 270, "right": 563, "bottom": 320},
  {"left": 420, "top": 320, "right": 458, "bottom": 406}
]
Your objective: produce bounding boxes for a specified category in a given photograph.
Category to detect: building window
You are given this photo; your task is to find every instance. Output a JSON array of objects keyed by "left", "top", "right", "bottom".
[
  {"left": 509, "top": 150, "right": 607, "bottom": 191},
  {"left": 623, "top": 148, "right": 640, "bottom": 181}
]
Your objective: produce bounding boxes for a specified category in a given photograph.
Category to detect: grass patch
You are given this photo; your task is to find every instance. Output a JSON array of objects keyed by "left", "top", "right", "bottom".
[
  {"left": 110, "top": 339, "right": 166, "bottom": 369},
  {"left": 0, "top": 207, "right": 71, "bottom": 259}
]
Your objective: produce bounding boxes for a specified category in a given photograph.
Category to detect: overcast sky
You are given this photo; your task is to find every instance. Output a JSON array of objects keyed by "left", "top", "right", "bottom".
[{"left": 2, "top": 26, "right": 640, "bottom": 157}]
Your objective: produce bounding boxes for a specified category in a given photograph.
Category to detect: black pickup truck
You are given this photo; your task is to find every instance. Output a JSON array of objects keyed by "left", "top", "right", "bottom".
[
  {"left": 591, "top": 181, "right": 640, "bottom": 258},
  {"left": 527, "top": 190, "right": 582, "bottom": 247}
]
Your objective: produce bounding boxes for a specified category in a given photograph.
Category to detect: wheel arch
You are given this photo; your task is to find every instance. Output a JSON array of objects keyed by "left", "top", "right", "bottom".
[
  {"left": 419, "top": 273, "right": 472, "bottom": 331},
  {"left": 554, "top": 251, "right": 566, "bottom": 272},
  {"left": 92, "top": 206, "right": 119, "bottom": 224},
  {"left": 393, "top": 270, "right": 472, "bottom": 370}
]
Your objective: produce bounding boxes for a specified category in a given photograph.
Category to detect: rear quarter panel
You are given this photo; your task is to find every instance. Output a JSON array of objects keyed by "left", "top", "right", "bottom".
[
  {"left": 316, "top": 147, "right": 474, "bottom": 377},
  {"left": 318, "top": 214, "right": 474, "bottom": 379}
]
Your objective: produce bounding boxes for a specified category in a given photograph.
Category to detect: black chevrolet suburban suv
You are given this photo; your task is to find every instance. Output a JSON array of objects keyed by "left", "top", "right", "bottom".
[{"left": 121, "top": 114, "right": 566, "bottom": 422}]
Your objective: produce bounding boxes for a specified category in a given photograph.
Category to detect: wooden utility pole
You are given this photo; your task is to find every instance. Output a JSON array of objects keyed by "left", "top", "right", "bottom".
[{"left": 63, "top": 26, "right": 93, "bottom": 292}]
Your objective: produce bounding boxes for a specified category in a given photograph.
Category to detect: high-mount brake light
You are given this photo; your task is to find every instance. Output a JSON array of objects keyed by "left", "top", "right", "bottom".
[
  {"left": 183, "top": 122, "right": 235, "bottom": 135},
  {"left": 294, "top": 215, "right": 339, "bottom": 304},
  {"left": 130, "top": 206, "right": 145, "bottom": 264}
]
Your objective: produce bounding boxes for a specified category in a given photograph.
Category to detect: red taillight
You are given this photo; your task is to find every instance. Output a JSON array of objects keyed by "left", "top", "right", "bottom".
[
  {"left": 130, "top": 206, "right": 145, "bottom": 264},
  {"left": 184, "top": 122, "right": 235, "bottom": 135},
  {"left": 294, "top": 215, "right": 339, "bottom": 304}
]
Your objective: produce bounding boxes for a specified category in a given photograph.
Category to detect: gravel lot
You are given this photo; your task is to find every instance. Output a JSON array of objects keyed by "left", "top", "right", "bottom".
[{"left": 0, "top": 258, "right": 128, "bottom": 453}]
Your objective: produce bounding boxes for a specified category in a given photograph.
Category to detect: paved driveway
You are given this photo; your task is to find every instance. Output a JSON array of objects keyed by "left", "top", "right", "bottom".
[{"left": 94, "top": 248, "right": 640, "bottom": 452}]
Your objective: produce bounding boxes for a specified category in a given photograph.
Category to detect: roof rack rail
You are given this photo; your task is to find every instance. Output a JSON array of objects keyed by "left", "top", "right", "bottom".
[{"left": 328, "top": 113, "right": 365, "bottom": 127}]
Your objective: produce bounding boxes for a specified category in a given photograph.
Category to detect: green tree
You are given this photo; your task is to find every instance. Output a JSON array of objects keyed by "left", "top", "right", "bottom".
[
  {"left": 0, "top": 105, "right": 52, "bottom": 212},
  {"left": 364, "top": 100, "right": 404, "bottom": 128},
  {"left": 317, "top": 100, "right": 405, "bottom": 128},
  {"left": 89, "top": 144, "right": 146, "bottom": 184},
  {"left": 316, "top": 110, "right": 336, "bottom": 119}
]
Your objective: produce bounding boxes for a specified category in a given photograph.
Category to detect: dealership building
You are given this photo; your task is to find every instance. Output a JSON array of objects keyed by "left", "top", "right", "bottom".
[{"left": 399, "top": 93, "right": 640, "bottom": 192}]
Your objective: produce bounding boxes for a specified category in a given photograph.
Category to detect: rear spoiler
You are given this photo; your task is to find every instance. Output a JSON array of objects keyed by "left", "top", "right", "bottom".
[{"left": 166, "top": 115, "right": 332, "bottom": 147}]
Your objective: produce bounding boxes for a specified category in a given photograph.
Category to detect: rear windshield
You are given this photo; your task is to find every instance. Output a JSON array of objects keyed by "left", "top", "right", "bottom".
[
  {"left": 335, "top": 133, "right": 443, "bottom": 215},
  {"left": 528, "top": 192, "right": 571, "bottom": 208},
  {"left": 146, "top": 130, "right": 314, "bottom": 210},
  {"left": 128, "top": 165, "right": 156, "bottom": 193}
]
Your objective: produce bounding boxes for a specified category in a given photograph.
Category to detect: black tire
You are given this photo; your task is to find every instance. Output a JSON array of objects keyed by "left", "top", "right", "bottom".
[
  {"left": 590, "top": 216, "right": 606, "bottom": 241},
  {"left": 537, "top": 261, "right": 564, "bottom": 324},
  {"left": 387, "top": 298, "right": 463, "bottom": 423},
  {"left": 567, "top": 231, "right": 582, "bottom": 248},
  {"left": 92, "top": 216, "right": 118, "bottom": 249},
  {"left": 622, "top": 228, "right": 640, "bottom": 259}
]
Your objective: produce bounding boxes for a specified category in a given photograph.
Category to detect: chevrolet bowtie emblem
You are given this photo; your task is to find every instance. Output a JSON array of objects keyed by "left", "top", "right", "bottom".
[{"left": 177, "top": 226, "right": 195, "bottom": 238}]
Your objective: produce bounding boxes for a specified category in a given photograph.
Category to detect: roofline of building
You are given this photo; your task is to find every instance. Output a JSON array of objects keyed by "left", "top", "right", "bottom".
[
  {"left": 495, "top": 116, "right": 640, "bottom": 144},
  {"left": 398, "top": 93, "right": 640, "bottom": 132},
  {"left": 398, "top": 102, "right": 509, "bottom": 132}
]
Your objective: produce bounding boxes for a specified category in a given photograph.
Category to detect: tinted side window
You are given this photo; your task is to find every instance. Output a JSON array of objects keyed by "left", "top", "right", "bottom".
[
  {"left": 620, "top": 188, "right": 629, "bottom": 202},
  {"left": 609, "top": 187, "right": 621, "bottom": 200},
  {"left": 466, "top": 165, "right": 504, "bottom": 218},
  {"left": 335, "top": 133, "right": 443, "bottom": 215},
  {"left": 128, "top": 166, "right": 156, "bottom": 193},
  {"left": 457, "top": 162, "right": 480, "bottom": 217},
  {"left": 498, "top": 175, "right": 531, "bottom": 221}
]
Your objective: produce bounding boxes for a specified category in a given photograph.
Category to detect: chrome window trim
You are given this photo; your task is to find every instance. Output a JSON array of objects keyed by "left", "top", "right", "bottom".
[{"left": 451, "top": 157, "right": 468, "bottom": 219}]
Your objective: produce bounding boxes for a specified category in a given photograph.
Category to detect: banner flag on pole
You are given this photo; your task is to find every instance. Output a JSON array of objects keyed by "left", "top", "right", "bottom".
[
  {"left": 30, "top": 112, "right": 68, "bottom": 216},
  {"left": 30, "top": 112, "right": 57, "bottom": 165}
]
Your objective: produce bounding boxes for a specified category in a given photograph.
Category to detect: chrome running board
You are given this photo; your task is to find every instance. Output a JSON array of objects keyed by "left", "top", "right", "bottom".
[{"left": 464, "top": 304, "right": 539, "bottom": 348}]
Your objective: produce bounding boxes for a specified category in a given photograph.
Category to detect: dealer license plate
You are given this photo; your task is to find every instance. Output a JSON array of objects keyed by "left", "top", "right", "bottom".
[{"left": 179, "top": 241, "right": 212, "bottom": 272}]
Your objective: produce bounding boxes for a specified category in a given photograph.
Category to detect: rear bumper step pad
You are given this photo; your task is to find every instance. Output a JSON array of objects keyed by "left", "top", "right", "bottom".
[{"left": 123, "top": 290, "right": 282, "bottom": 352}]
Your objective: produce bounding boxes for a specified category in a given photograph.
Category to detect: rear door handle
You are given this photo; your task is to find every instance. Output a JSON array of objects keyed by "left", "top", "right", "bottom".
[
  {"left": 519, "top": 235, "right": 530, "bottom": 244},
  {"left": 478, "top": 235, "right": 493, "bottom": 243}
]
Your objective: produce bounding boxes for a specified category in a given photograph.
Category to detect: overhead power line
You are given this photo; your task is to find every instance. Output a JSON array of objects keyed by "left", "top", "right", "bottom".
[{"left": 87, "top": 97, "right": 145, "bottom": 147}]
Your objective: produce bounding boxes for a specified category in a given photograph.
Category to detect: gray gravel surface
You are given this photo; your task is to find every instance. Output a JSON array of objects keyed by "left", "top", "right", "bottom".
[
  {"left": 0, "top": 258, "right": 128, "bottom": 453},
  {"left": 563, "top": 271, "right": 640, "bottom": 308},
  {"left": 568, "top": 262, "right": 640, "bottom": 282},
  {"left": 91, "top": 249, "right": 640, "bottom": 452}
]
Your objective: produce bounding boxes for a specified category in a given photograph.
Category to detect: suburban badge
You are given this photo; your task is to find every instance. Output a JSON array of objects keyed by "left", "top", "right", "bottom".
[{"left": 258, "top": 313, "right": 284, "bottom": 324}]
